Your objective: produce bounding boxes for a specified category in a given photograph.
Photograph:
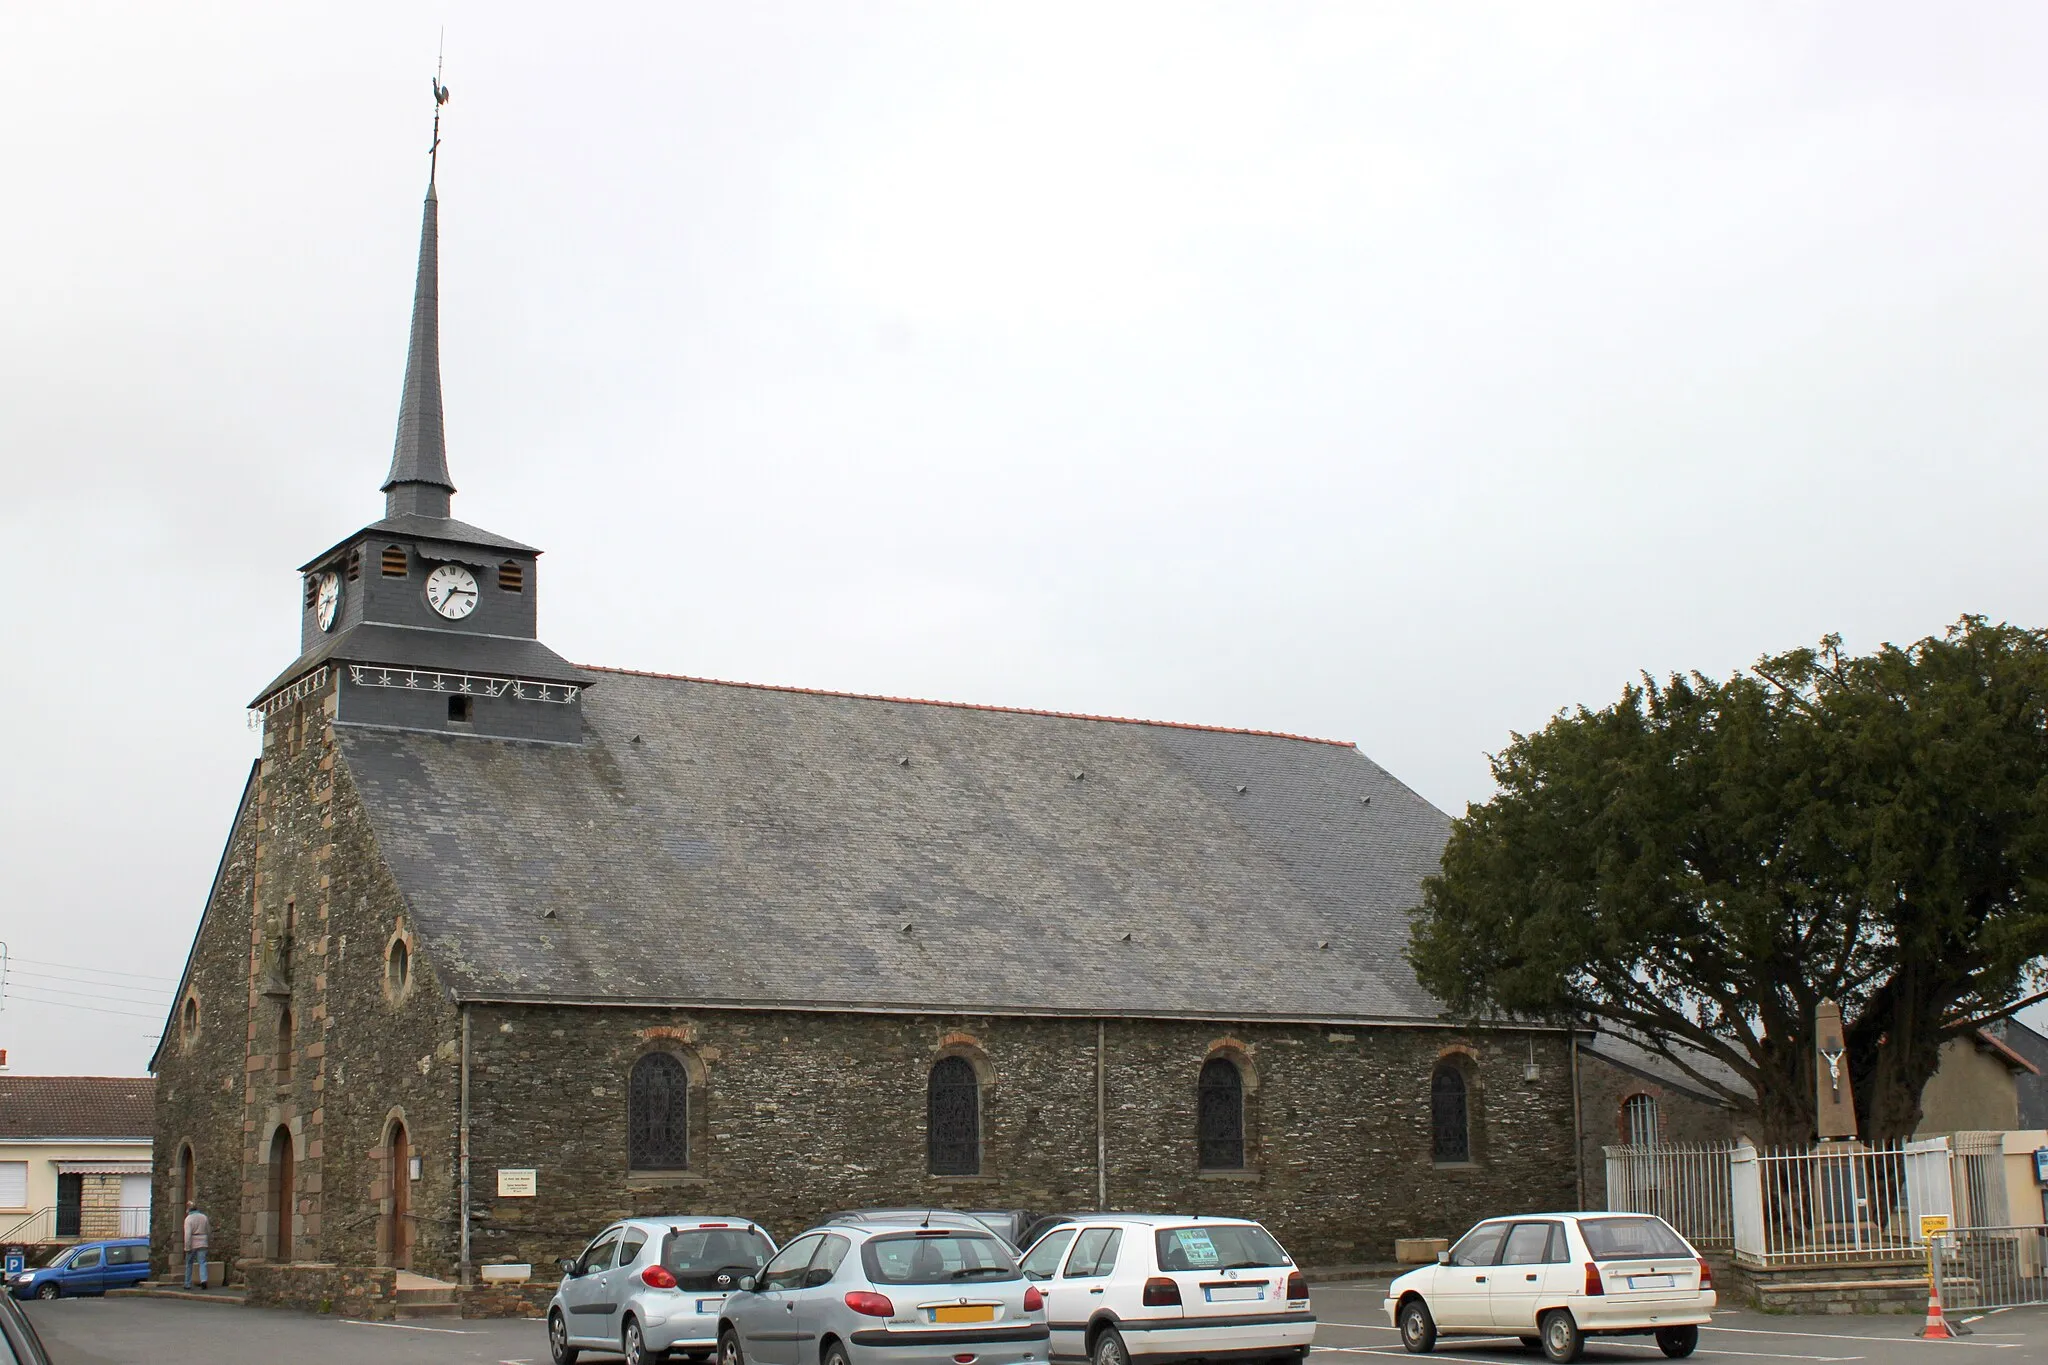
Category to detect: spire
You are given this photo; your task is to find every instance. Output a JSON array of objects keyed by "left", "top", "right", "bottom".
[{"left": 382, "top": 71, "right": 455, "bottom": 519}]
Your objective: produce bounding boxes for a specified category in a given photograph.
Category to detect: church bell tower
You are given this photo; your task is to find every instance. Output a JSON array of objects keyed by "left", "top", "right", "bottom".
[{"left": 250, "top": 102, "right": 586, "bottom": 745}]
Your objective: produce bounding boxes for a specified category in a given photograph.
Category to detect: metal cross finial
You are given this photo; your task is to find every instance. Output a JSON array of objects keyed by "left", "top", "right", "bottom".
[{"left": 429, "top": 34, "right": 451, "bottom": 184}]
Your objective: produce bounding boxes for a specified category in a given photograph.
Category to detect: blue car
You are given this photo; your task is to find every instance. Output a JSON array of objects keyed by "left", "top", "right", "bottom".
[{"left": 9, "top": 1239, "right": 151, "bottom": 1299}]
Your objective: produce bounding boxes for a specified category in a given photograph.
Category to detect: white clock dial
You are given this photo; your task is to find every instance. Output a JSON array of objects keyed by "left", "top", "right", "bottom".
[
  {"left": 424, "top": 563, "right": 480, "bottom": 620},
  {"left": 314, "top": 573, "right": 342, "bottom": 632}
]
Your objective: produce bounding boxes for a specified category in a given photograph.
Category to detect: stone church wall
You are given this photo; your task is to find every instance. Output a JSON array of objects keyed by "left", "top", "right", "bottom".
[{"left": 457, "top": 1006, "right": 1576, "bottom": 1272}]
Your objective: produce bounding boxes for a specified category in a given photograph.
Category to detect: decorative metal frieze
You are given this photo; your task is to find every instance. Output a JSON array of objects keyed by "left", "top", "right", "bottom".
[
  {"left": 628, "top": 1053, "right": 690, "bottom": 1171},
  {"left": 253, "top": 666, "right": 330, "bottom": 719},
  {"left": 1197, "top": 1057, "right": 1246, "bottom": 1170},
  {"left": 927, "top": 1056, "right": 981, "bottom": 1175},
  {"left": 346, "top": 665, "right": 580, "bottom": 703}
]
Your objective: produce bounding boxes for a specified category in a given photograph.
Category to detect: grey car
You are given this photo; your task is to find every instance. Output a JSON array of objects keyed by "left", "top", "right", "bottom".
[
  {"left": 719, "top": 1221, "right": 1049, "bottom": 1365},
  {"left": 550, "top": 1216, "right": 778, "bottom": 1365}
]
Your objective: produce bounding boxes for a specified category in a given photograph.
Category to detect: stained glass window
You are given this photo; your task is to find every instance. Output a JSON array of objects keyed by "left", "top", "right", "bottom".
[
  {"left": 1431, "top": 1063, "right": 1470, "bottom": 1163},
  {"left": 1198, "top": 1058, "right": 1245, "bottom": 1169},
  {"left": 928, "top": 1057, "right": 980, "bottom": 1175},
  {"left": 629, "top": 1053, "right": 690, "bottom": 1171}
]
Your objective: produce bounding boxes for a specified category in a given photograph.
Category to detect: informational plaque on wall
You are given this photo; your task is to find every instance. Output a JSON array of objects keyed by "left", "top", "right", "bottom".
[{"left": 497, "top": 1168, "right": 538, "bottom": 1197}]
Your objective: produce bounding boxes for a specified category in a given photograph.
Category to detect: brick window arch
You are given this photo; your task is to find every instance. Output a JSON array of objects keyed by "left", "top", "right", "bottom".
[
  {"left": 1197, "top": 1057, "right": 1245, "bottom": 1170},
  {"left": 1431, "top": 1061, "right": 1471, "bottom": 1164},
  {"left": 628, "top": 1052, "right": 690, "bottom": 1172},
  {"left": 927, "top": 1056, "right": 981, "bottom": 1176}
]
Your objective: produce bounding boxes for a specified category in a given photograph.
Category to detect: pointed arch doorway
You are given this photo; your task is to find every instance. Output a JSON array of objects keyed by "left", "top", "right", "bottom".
[
  {"left": 267, "top": 1126, "right": 294, "bottom": 1262},
  {"left": 382, "top": 1119, "right": 414, "bottom": 1269}
]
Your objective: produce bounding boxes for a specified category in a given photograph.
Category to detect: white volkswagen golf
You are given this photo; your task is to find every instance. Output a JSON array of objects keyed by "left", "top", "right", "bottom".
[
  {"left": 1384, "top": 1213, "right": 1713, "bottom": 1363},
  {"left": 1018, "top": 1215, "right": 1314, "bottom": 1365}
]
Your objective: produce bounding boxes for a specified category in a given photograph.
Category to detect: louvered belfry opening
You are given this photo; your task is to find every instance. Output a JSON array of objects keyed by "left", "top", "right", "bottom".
[
  {"left": 927, "top": 1056, "right": 981, "bottom": 1175},
  {"left": 628, "top": 1053, "right": 690, "bottom": 1171},
  {"left": 381, "top": 545, "right": 409, "bottom": 577},
  {"left": 498, "top": 560, "right": 523, "bottom": 592},
  {"left": 1431, "top": 1063, "right": 1470, "bottom": 1163},
  {"left": 1197, "top": 1057, "right": 1246, "bottom": 1169}
]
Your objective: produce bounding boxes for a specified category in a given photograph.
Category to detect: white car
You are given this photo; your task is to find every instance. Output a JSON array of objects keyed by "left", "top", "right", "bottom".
[
  {"left": 1385, "top": 1213, "right": 1713, "bottom": 1363},
  {"left": 1017, "top": 1215, "right": 1314, "bottom": 1365}
]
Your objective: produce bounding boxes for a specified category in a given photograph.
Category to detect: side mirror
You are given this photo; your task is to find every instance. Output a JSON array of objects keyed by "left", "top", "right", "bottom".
[
  {"left": 738, "top": 1275, "right": 757, "bottom": 1293},
  {"left": 803, "top": 1266, "right": 833, "bottom": 1288},
  {"left": 1436, "top": 1251, "right": 1450, "bottom": 1266},
  {"left": 559, "top": 1257, "right": 581, "bottom": 1278}
]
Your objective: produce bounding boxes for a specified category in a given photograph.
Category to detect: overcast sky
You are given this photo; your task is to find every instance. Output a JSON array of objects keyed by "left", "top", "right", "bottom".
[{"left": 4, "top": 4, "right": 2046, "bottom": 1075}]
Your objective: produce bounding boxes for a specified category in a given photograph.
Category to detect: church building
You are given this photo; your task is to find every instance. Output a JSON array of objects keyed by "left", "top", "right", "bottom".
[{"left": 149, "top": 155, "right": 1578, "bottom": 1296}]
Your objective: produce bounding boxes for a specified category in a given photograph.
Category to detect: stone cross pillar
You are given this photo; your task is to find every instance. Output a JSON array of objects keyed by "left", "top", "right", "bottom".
[{"left": 1815, "top": 998, "right": 1858, "bottom": 1140}]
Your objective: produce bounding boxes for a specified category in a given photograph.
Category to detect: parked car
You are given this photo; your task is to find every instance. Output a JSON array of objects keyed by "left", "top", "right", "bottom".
[
  {"left": 1016, "top": 1214, "right": 1313, "bottom": 1365},
  {"left": 719, "top": 1218, "right": 1048, "bottom": 1365},
  {"left": 8, "top": 1239, "right": 151, "bottom": 1300},
  {"left": 548, "top": 1216, "right": 777, "bottom": 1365},
  {"left": 824, "top": 1209, "right": 1024, "bottom": 1243},
  {"left": 1384, "top": 1213, "right": 1713, "bottom": 1362},
  {"left": 0, "top": 1289, "right": 54, "bottom": 1365}
]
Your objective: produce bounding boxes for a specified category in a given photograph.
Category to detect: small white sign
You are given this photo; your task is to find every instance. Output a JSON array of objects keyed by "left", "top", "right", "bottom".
[
  {"left": 497, "top": 1168, "right": 538, "bottom": 1197},
  {"left": 480, "top": 1263, "right": 532, "bottom": 1282}
]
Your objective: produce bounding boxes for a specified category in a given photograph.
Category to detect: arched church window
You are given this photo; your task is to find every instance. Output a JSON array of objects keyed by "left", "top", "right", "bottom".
[
  {"left": 276, "top": 1006, "right": 293, "bottom": 1084},
  {"left": 1197, "top": 1057, "right": 1245, "bottom": 1170},
  {"left": 180, "top": 994, "right": 200, "bottom": 1047},
  {"left": 381, "top": 545, "right": 408, "bottom": 577},
  {"left": 928, "top": 1056, "right": 981, "bottom": 1175},
  {"left": 1431, "top": 1062, "right": 1471, "bottom": 1164},
  {"left": 1623, "top": 1093, "right": 1660, "bottom": 1148},
  {"left": 386, "top": 938, "right": 410, "bottom": 998},
  {"left": 628, "top": 1053, "right": 690, "bottom": 1171}
]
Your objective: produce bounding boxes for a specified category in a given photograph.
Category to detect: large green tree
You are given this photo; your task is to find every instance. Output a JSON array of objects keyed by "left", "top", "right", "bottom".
[{"left": 1409, "top": 617, "right": 2048, "bottom": 1144}]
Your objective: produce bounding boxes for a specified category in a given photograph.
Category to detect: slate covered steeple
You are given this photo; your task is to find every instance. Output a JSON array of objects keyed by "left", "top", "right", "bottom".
[{"left": 381, "top": 178, "right": 454, "bottom": 518}]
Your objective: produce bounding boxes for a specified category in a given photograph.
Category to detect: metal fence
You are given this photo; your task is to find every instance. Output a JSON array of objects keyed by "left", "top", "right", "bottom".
[
  {"left": 1604, "top": 1144, "right": 1736, "bottom": 1250},
  {"left": 1934, "top": 1227, "right": 2048, "bottom": 1312},
  {"left": 1730, "top": 1142, "right": 1924, "bottom": 1266},
  {"left": 0, "top": 1205, "right": 150, "bottom": 1243}
]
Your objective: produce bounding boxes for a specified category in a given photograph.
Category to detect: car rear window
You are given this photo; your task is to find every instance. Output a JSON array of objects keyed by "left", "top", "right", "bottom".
[
  {"left": 862, "top": 1232, "right": 1021, "bottom": 1285},
  {"left": 1579, "top": 1217, "right": 1690, "bottom": 1260},
  {"left": 662, "top": 1226, "right": 776, "bottom": 1291},
  {"left": 1154, "top": 1224, "right": 1289, "bottom": 1271}
]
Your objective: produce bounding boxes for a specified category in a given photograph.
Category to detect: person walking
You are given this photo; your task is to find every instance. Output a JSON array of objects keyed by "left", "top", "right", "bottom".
[{"left": 182, "top": 1202, "right": 210, "bottom": 1289}]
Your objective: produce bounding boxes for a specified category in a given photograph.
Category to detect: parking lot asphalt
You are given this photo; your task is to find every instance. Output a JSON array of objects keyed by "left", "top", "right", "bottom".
[{"left": 19, "top": 1283, "right": 2048, "bottom": 1365}]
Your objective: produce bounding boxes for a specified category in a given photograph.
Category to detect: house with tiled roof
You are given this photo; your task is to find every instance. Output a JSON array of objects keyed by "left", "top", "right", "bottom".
[
  {"left": 148, "top": 145, "right": 1581, "bottom": 1298},
  {"left": 0, "top": 1076, "right": 154, "bottom": 1247}
]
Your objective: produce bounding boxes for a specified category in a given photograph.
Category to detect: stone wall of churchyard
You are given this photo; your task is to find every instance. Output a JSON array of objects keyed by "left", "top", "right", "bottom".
[
  {"left": 1576, "top": 1049, "right": 1736, "bottom": 1208},
  {"left": 461, "top": 1006, "right": 1578, "bottom": 1272}
]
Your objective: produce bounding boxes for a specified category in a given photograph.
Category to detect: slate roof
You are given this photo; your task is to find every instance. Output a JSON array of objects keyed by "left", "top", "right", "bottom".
[
  {"left": 340, "top": 668, "right": 1456, "bottom": 1023},
  {"left": 382, "top": 184, "right": 453, "bottom": 499},
  {"left": 1581, "top": 1028, "right": 1743, "bottom": 1105},
  {"left": 0, "top": 1076, "right": 155, "bottom": 1141}
]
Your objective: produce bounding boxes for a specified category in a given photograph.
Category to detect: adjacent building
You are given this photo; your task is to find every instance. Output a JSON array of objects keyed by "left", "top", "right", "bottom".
[
  {"left": 0, "top": 1076, "right": 154, "bottom": 1247},
  {"left": 148, "top": 164, "right": 1580, "bottom": 1289}
]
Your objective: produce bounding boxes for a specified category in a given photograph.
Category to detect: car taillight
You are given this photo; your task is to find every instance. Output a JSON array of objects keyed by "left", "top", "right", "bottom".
[
  {"left": 641, "top": 1265, "right": 678, "bottom": 1289},
  {"left": 1697, "top": 1257, "right": 1712, "bottom": 1289},
  {"left": 846, "top": 1291, "right": 896, "bottom": 1317},
  {"left": 1583, "top": 1263, "right": 1604, "bottom": 1296},
  {"left": 1285, "top": 1272, "right": 1308, "bottom": 1301},
  {"left": 1024, "top": 1285, "right": 1044, "bottom": 1312},
  {"left": 1142, "top": 1277, "right": 1182, "bottom": 1307}
]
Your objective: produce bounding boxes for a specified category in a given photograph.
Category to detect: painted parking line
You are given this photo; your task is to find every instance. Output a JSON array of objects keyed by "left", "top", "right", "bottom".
[
  {"left": 1703, "top": 1325, "right": 2020, "bottom": 1349},
  {"left": 338, "top": 1318, "right": 477, "bottom": 1335},
  {"left": 1315, "top": 1342, "right": 1860, "bottom": 1364}
]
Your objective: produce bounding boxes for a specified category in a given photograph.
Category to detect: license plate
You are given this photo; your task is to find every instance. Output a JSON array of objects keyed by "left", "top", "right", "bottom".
[
  {"left": 1203, "top": 1285, "right": 1266, "bottom": 1303},
  {"left": 697, "top": 1298, "right": 725, "bottom": 1313},
  {"left": 932, "top": 1305, "right": 996, "bottom": 1323},
  {"left": 1628, "top": 1275, "right": 1675, "bottom": 1290}
]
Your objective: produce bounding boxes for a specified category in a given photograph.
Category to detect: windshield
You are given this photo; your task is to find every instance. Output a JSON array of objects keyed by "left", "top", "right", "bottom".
[
  {"left": 1154, "top": 1224, "right": 1289, "bottom": 1271},
  {"left": 862, "top": 1232, "right": 1020, "bottom": 1285},
  {"left": 1579, "top": 1217, "right": 1691, "bottom": 1260},
  {"left": 662, "top": 1227, "right": 776, "bottom": 1291}
]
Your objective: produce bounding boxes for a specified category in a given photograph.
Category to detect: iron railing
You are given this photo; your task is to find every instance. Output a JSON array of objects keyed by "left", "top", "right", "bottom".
[
  {"left": 1603, "top": 1144, "right": 1736, "bottom": 1250},
  {"left": 1934, "top": 1227, "right": 2048, "bottom": 1311},
  {"left": 1731, "top": 1143, "right": 1922, "bottom": 1266},
  {"left": 0, "top": 1205, "right": 152, "bottom": 1243}
]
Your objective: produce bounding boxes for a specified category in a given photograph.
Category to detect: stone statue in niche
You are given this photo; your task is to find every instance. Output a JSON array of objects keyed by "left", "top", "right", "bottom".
[{"left": 257, "top": 904, "right": 294, "bottom": 999}]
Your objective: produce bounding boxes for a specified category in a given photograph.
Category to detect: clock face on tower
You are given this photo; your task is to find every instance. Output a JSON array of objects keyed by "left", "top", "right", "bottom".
[
  {"left": 424, "top": 563, "right": 480, "bottom": 619},
  {"left": 314, "top": 573, "right": 342, "bottom": 632}
]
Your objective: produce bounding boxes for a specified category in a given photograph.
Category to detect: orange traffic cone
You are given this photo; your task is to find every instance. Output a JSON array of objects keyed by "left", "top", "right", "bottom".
[{"left": 1919, "top": 1272, "right": 1971, "bottom": 1339}]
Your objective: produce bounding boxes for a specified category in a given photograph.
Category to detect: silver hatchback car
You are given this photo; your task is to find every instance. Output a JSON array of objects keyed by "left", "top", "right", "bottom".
[
  {"left": 550, "top": 1216, "right": 778, "bottom": 1365},
  {"left": 719, "top": 1221, "right": 1049, "bottom": 1365}
]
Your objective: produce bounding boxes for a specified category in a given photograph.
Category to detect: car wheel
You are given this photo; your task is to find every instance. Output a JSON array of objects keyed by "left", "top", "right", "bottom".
[
  {"left": 824, "top": 1340, "right": 853, "bottom": 1365},
  {"left": 549, "top": 1309, "right": 580, "bottom": 1365},
  {"left": 1655, "top": 1326, "right": 1699, "bottom": 1359},
  {"left": 1539, "top": 1310, "right": 1582, "bottom": 1364},
  {"left": 625, "top": 1317, "right": 658, "bottom": 1365},
  {"left": 35, "top": 1283, "right": 60, "bottom": 1301},
  {"left": 1093, "top": 1325, "right": 1131, "bottom": 1365},
  {"left": 1519, "top": 1338, "right": 1542, "bottom": 1352},
  {"left": 719, "top": 1327, "right": 747, "bottom": 1365},
  {"left": 1398, "top": 1298, "right": 1436, "bottom": 1354}
]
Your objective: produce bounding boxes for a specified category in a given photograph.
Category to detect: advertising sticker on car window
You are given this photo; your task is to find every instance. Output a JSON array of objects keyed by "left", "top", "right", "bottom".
[{"left": 1172, "top": 1229, "right": 1221, "bottom": 1268}]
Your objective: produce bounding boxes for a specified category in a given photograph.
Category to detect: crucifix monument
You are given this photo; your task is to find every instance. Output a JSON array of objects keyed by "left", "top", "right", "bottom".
[{"left": 1814, "top": 998, "right": 1858, "bottom": 1141}]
